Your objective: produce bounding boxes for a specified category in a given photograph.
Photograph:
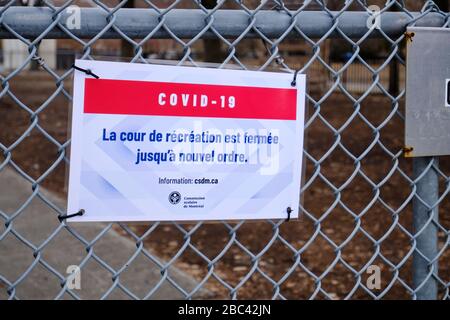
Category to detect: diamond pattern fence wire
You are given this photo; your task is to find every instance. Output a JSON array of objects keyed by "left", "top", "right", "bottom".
[{"left": 0, "top": 0, "right": 449, "bottom": 300}]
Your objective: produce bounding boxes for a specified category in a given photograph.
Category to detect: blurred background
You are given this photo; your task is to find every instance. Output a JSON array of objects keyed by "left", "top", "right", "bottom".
[{"left": 0, "top": 0, "right": 449, "bottom": 299}]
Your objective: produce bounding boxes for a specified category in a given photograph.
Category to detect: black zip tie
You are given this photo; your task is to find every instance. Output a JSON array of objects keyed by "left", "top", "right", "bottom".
[
  {"left": 72, "top": 64, "right": 100, "bottom": 79},
  {"left": 58, "top": 209, "right": 85, "bottom": 222},
  {"left": 285, "top": 207, "right": 293, "bottom": 222},
  {"left": 291, "top": 69, "right": 300, "bottom": 87}
]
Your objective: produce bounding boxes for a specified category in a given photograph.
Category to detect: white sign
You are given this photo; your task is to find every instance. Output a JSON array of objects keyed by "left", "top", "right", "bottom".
[{"left": 67, "top": 60, "right": 306, "bottom": 221}]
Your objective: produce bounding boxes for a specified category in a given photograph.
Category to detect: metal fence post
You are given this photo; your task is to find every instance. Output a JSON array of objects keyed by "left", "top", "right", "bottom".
[
  {"left": 0, "top": 3, "right": 449, "bottom": 300},
  {"left": 412, "top": 156, "right": 439, "bottom": 300}
]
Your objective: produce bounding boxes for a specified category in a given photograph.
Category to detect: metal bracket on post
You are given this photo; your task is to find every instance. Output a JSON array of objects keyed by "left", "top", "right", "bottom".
[{"left": 412, "top": 156, "right": 439, "bottom": 300}]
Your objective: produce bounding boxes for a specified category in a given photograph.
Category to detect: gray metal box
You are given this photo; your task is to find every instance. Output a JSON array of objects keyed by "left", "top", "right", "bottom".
[{"left": 405, "top": 27, "right": 450, "bottom": 157}]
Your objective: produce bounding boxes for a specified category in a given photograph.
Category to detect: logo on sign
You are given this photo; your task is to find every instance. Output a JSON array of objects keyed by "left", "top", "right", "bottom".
[{"left": 169, "top": 191, "right": 181, "bottom": 205}]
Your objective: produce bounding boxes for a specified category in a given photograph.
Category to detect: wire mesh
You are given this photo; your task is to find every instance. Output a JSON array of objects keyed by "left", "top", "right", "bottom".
[{"left": 0, "top": 0, "right": 449, "bottom": 300}]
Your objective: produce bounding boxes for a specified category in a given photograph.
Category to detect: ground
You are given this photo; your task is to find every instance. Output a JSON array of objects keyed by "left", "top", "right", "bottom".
[{"left": 0, "top": 71, "right": 448, "bottom": 299}]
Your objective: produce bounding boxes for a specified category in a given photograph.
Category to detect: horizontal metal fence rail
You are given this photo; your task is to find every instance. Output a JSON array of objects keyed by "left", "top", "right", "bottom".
[
  {"left": 0, "top": 8, "right": 447, "bottom": 39},
  {"left": 0, "top": 0, "right": 449, "bottom": 300}
]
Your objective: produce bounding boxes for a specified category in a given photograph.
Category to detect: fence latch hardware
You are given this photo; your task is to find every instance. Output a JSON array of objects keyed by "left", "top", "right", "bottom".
[
  {"left": 403, "top": 146, "right": 414, "bottom": 157},
  {"left": 405, "top": 31, "right": 415, "bottom": 43}
]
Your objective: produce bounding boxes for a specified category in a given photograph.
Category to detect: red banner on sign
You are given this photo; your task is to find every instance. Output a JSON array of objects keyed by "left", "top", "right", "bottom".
[{"left": 83, "top": 79, "right": 297, "bottom": 120}]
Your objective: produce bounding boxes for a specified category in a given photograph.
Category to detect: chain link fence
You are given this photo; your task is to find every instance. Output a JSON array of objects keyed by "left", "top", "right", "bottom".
[{"left": 0, "top": 0, "right": 449, "bottom": 300}]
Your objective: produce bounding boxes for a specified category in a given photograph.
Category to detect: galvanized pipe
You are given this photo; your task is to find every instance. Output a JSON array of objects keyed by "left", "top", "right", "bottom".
[
  {"left": 0, "top": 7, "right": 445, "bottom": 39},
  {"left": 412, "top": 157, "right": 439, "bottom": 300}
]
